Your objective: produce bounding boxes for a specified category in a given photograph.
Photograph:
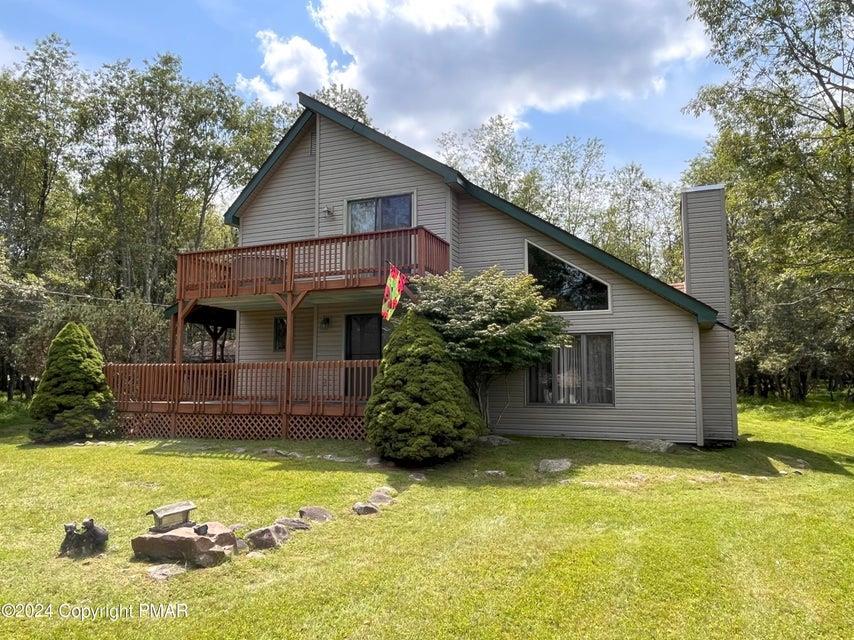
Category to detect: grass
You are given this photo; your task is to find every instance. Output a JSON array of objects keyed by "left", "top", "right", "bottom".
[{"left": 0, "top": 398, "right": 851, "bottom": 639}]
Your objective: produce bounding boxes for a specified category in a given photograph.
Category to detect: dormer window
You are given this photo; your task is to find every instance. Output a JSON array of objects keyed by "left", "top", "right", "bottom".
[
  {"left": 348, "top": 193, "right": 412, "bottom": 233},
  {"left": 527, "top": 242, "right": 609, "bottom": 312}
]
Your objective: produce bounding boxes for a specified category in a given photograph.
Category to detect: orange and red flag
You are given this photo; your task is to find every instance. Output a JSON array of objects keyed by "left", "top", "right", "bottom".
[{"left": 381, "top": 264, "right": 407, "bottom": 321}]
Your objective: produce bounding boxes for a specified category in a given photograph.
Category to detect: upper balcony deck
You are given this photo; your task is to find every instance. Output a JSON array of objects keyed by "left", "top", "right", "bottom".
[{"left": 177, "top": 226, "right": 449, "bottom": 301}]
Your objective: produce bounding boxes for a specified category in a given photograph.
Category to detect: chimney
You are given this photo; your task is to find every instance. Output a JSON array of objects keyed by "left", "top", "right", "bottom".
[
  {"left": 680, "top": 184, "right": 737, "bottom": 443},
  {"left": 681, "top": 185, "right": 731, "bottom": 324}
]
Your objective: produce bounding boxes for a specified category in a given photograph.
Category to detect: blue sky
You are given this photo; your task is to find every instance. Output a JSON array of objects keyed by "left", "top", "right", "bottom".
[{"left": 1, "top": 0, "right": 727, "bottom": 181}]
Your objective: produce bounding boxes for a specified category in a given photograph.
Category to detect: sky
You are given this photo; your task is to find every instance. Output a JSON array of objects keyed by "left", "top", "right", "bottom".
[{"left": 0, "top": 0, "right": 728, "bottom": 181}]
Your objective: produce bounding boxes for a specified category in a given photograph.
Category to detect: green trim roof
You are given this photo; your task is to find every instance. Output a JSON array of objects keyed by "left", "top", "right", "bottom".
[{"left": 223, "top": 92, "right": 718, "bottom": 327}]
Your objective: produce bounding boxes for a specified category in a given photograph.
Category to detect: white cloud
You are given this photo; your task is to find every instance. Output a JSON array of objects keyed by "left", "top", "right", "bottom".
[
  {"left": 239, "top": 0, "right": 711, "bottom": 149},
  {"left": 237, "top": 31, "right": 330, "bottom": 104}
]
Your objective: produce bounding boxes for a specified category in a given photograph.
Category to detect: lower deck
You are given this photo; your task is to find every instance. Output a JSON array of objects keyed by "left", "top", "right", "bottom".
[{"left": 105, "top": 360, "right": 378, "bottom": 440}]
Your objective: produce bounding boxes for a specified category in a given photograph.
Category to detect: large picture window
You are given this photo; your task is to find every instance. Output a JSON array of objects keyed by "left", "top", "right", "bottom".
[
  {"left": 528, "top": 333, "right": 614, "bottom": 405},
  {"left": 527, "top": 242, "right": 609, "bottom": 311},
  {"left": 348, "top": 193, "right": 412, "bottom": 233}
]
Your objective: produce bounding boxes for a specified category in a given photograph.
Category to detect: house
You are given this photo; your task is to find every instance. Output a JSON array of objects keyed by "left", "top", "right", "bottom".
[{"left": 105, "top": 93, "right": 737, "bottom": 445}]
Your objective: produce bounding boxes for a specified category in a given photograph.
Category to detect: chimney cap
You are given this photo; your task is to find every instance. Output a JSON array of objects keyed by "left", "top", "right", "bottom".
[{"left": 681, "top": 183, "right": 724, "bottom": 194}]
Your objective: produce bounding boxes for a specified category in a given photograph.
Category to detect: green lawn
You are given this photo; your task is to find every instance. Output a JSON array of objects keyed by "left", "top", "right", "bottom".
[{"left": 0, "top": 398, "right": 851, "bottom": 640}]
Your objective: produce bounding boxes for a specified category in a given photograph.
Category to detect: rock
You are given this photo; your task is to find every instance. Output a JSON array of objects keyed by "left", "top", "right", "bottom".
[
  {"left": 283, "top": 451, "right": 304, "bottom": 459},
  {"left": 365, "top": 456, "right": 382, "bottom": 467},
  {"left": 258, "top": 448, "right": 279, "bottom": 456},
  {"left": 373, "top": 485, "right": 398, "bottom": 497},
  {"left": 319, "top": 453, "right": 357, "bottom": 463},
  {"left": 132, "top": 527, "right": 221, "bottom": 567},
  {"left": 537, "top": 459, "right": 572, "bottom": 473},
  {"left": 275, "top": 517, "right": 311, "bottom": 531},
  {"left": 558, "top": 478, "right": 573, "bottom": 485},
  {"left": 147, "top": 564, "right": 186, "bottom": 581},
  {"left": 233, "top": 447, "right": 246, "bottom": 454},
  {"left": 408, "top": 472, "right": 427, "bottom": 482},
  {"left": 627, "top": 439, "right": 676, "bottom": 453},
  {"left": 353, "top": 502, "right": 380, "bottom": 515},
  {"left": 229, "top": 523, "right": 247, "bottom": 532},
  {"left": 246, "top": 551, "right": 265, "bottom": 559},
  {"left": 235, "top": 539, "right": 249, "bottom": 553},
  {"left": 484, "top": 469, "right": 506, "bottom": 478},
  {"left": 479, "top": 434, "right": 514, "bottom": 446},
  {"left": 193, "top": 545, "right": 233, "bottom": 568},
  {"left": 197, "top": 522, "right": 237, "bottom": 547},
  {"left": 298, "top": 506, "right": 334, "bottom": 522},
  {"left": 368, "top": 491, "right": 395, "bottom": 505},
  {"left": 244, "top": 524, "right": 289, "bottom": 550},
  {"left": 793, "top": 469, "right": 804, "bottom": 475},
  {"left": 778, "top": 470, "right": 788, "bottom": 476}
]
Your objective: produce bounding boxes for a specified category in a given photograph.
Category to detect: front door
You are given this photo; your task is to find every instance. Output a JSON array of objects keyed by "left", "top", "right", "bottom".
[{"left": 345, "top": 314, "right": 382, "bottom": 397}]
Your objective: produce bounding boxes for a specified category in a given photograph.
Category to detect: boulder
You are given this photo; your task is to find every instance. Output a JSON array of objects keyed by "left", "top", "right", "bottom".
[
  {"left": 319, "top": 453, "right": 357, "bottom": 463},
  {"left": 353, "top": 502, "right": 380, "bottom": 515},
  {"left": 193, "top": 545, "right": 233, "bottom": 568},
  {"left": 479, "top": 434, "right": 514, "bottom": 446},
  {"left": 537, "top": 459, "right": 572, "bottom": 473},
  {"left": 368, "top": 491, "right": 395, "bottom": 505},
  {"left": 627, "top": 439, "right": 676, "bottom": 453},
  {"left": 199, "top": 521, "right": 237, "bottom": 547},
  {"left": 373, "top": 485, "right": 398, "bottom": 497},
  {"left": 235, "top": 539, "right": 249, "bottom": 553},
  {"left": 244, "top": 524, "right": 289, "bottom": 550},
  {"left": 275, "top": 517, "right": 311, "bottom": 531},
  {"left": 298, "top": 506, "right": 334, "bottom": 522},
  {"left": 132, "top": 527, "right": 217, "bottom": 566},
  {"left": 147, "top": 564, "right": 187, "bottom": 581},
  {"left": 484, "top": 469, "right": 506, "bottom": 478},
  {"left": 408, "top": 472, "right": 427, "bottom": 482},
  {"left": 365, "top": 456, "right": 382, "bottom": 467}
]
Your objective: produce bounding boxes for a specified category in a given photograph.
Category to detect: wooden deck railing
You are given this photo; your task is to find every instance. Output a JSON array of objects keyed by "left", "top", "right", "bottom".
[
  {"left": 177, "top": 226, "right": 449, "bottom": 300},
  {"left": 104, "top": 360, "right": 379, "bottom": 417}
]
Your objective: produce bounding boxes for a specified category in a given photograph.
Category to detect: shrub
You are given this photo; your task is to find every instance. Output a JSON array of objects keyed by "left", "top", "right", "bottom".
[
  {"left": 365, "top": 310, "right": 485, "bottom": 464},
  {"left": 411, "top": 267, "right": 568, "bottom": 419},
  {"left": 29, "top": 322, "right": 116, "bottom": 443}
]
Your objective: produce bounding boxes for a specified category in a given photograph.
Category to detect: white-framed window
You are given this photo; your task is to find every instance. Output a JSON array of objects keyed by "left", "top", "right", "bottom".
[
  {"left": 528, "top": 333, "right": 614, "bottom": 406},
  {"left": 526, "top": 241, "right": 610, "bottom": 312},
  {"left": 348, "top": 193, "right": 413, "bottom": 233}
]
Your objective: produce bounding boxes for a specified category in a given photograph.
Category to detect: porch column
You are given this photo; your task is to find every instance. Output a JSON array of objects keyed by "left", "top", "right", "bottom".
[
  {"left": 169, "top": 314, "right": 178, "bottom": 362},
  {"left": 175, "top": 298, "right": 198, "bottom": 365}
]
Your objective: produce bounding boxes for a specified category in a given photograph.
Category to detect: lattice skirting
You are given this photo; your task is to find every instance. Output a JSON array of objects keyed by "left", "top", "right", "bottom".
[
  {"left": 117, "top": 412, "right": 364, "bottom": 440},
  {"left": 288, "top": 415, "right": 365, "bottom": 440}
]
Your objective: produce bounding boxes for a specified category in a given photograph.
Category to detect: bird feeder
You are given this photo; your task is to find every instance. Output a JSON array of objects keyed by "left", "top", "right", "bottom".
[{"left": 147, "top": 501, "right": 196, "bottom": 533}]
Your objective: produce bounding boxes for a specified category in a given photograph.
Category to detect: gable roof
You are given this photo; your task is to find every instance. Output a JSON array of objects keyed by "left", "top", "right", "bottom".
[{"left": 224, "top": 92, "right": 719, "bottom": 328}]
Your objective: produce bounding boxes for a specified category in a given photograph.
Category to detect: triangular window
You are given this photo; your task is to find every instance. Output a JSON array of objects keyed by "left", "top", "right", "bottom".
[{"left": 527, "top": 243, "right": 609, "bottom": 311}]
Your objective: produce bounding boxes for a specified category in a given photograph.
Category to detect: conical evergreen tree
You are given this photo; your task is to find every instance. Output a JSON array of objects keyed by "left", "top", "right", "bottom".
[
  {"left": 29, "top": 322, "right": 115, "bottom": 443},
  {"left": 365, "top": 310, "right": 485, "bottom": 464}
]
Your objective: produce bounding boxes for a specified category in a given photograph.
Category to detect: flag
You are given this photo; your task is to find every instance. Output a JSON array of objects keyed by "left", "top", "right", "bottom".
[{"left": 381, "top": 263, "right": 407, "bottom": 321}]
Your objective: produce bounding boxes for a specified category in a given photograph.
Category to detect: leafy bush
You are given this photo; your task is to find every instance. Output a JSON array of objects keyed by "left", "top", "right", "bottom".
[
  {"left": 365, "top": 310, "right": 485, "bottom": 464},
  {"left": 411, "top": 267, "right": 568, "bottom": 418},
  {"left": 28, "top": 322, "right": 115, "bottom": 443}
]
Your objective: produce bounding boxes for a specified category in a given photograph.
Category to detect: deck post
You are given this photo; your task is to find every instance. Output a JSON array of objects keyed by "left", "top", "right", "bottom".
[
  {"left": 175, "top": 302, "right": 185, "bottom": 364},
  {"left": 169, "top": 315, "right": 178, "bottom": 362}
]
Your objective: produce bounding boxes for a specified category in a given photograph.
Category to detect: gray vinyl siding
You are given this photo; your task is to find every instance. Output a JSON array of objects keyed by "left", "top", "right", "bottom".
[
  {"left": 682, "top": 187, "right": 737, "bottom": 441},
  {"left": 316, "top": 116, "right": 449, "bottom": 239},
  {"left": 236, "top": 308, "right": 314, "bottom": 362},
  {"left": 458, "top": 193, "right": 701, "bottom": 443},
  {"left": 313, "top": 300, "right": 382, "bottom": 360},
  {"left": 239, "top": 121, "right": 317, "bottom": 246},
  {"left": 449, "top": 190, "right": 461, "bottom": 267}
]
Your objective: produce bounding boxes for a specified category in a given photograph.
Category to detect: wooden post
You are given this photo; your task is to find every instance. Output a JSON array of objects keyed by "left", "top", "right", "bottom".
[
  {"left": 169, "top": 314, "right": 178, "bottom": 362},
  {"left": 175, "top": 302, "right": 185, "bottom": 364}
]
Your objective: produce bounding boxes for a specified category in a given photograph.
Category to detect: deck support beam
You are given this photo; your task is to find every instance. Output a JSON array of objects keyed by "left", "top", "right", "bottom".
[
  {"left": 174, "top": 298, "right": 198, "bottom": 364},
  {"left": 273, "top": 291, "right": 308, "bottom": 437}
]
